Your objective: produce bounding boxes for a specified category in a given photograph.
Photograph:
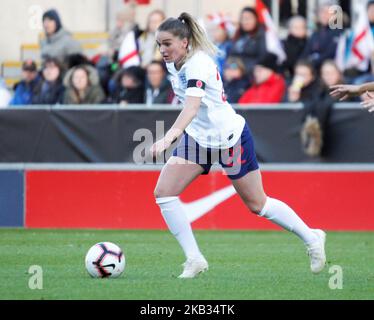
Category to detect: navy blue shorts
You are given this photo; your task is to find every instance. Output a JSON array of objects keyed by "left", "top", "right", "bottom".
[{"left": 172, "top": 123, "right": 259, "bottom": 180}]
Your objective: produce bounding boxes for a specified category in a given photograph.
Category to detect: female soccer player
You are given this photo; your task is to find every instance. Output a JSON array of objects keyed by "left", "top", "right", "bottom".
[
  {"left": 330, "top": 83, "right": 374, "bottom": 112},
  {"left": 150, "top": 12, "right": 326, "bottom": 279}
]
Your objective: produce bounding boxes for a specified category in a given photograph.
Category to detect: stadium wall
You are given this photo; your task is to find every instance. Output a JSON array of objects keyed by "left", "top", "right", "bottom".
[
  {"left": 1, "top": 164, "right": 373, "bottom": 231},
  {"left": 1, "top": 105, "right": 373, "bottom": 163}
]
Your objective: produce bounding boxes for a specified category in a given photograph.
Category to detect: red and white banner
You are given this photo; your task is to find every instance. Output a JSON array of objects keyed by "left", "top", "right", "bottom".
[
  {"left": 255, "top": 0, "right": 286, "bottom": 63},
  {"left": 25, "top": 169, "right": 374, "bottom": 230},
  {"left": 124, "top": 0, "right": 151, "bottom": 5},
  {"left": 119, "top": 30, "right": 141, "bottom": 68},
  {"left": 336, "top": 1, "right": 374, "bottom": 71}
]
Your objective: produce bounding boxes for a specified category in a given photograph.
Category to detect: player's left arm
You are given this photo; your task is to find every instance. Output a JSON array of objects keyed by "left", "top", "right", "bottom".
[{"left": 150, "top": 95, "right": 201, "bottom": 157}]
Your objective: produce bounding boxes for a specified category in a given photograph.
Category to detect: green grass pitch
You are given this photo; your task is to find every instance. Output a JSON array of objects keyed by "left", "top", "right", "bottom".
[{"left": 0, "top": 229, "right": 373, "bottom": 300}]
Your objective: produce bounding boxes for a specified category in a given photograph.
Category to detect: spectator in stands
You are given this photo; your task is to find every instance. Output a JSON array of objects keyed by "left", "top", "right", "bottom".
[
  {"left": 64, "top": 53, "right": 107, "bottom": 94},
  {"left": 108, "top": 6, "right": 137, "bottom": 60},
  {"left": 223, "top": 57, "right": 250, "bottom": 104},
  {"left": 107, "top": 66, "right": 145, "bottom": 105},
  {"left": 206, "top": 13, "right": 235, "bottom": 77},
  {"left": 320, "top": 60, "right": 344, "bottom": 89},
  {"left": 118, "top": 10, "right": 165, "bottom": 69},
  {"left": 96, "top": 6, "right": 137, "bottom": 95},
  {"left": 238, "top": 53, "right": 286, "bottom": 104},
  {"left": 287, "top": 60, "right": 322, "bottom": 103},
  {"left": 322, "top": 60, "right": 360, "bottom": 103},
  {"left": 228, "top": 7, "right": 268, "bottom": 77},
  {"left": 145, "top": 61, "right": 174, "bottom": 106},
  {"left": 288, "top": 60, "right": 333, "bottom": 157},
  {"left": 63, "top": 65, "right": 105, "bottom": 104},
  {"left": 33, "top": 57, "right": 65, "bottom": 105},
  {"left": 300, "top": 2, "right": 342, "bottom": 70},
  {"left": 41, "top": 9, "right": 82, "bottom": 63},
  {"left": 0, "top": 78, "right": 12, "bottom": 108},
  {"left": 10, "top": 60, "right": 42, "bottom": 106},
  {"left": 138, "top": 10, "right": 166, "bottom": 67},
  {"left": 282, "top": 16, "right": 308, "bottom": 79}
]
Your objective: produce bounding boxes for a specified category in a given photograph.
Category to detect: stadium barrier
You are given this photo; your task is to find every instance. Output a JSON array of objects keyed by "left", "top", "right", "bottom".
[
  {"left": 0, "top": 104, "right": 373, "bottom": 163},
  {"left": 1, "top": 163, "right": 373, "bottom": 231}
]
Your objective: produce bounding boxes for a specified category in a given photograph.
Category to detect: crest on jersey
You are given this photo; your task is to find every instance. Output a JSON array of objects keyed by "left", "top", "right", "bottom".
[{"left": 179, "top": 73, "right": 187, "bottom": 87}]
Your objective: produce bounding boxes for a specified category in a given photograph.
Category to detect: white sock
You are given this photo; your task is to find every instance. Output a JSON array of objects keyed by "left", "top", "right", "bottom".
[
  {"left": 260, "top": 197, "right": 318, "bottom": 246},
  {"left": 156, "top": 196, "right": 202, "bottom": 259}
]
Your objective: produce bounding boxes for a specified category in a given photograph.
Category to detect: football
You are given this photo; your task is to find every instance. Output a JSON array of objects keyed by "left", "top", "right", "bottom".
[{"left": 85, "top": 242, "right": 126, "bottom": 278}]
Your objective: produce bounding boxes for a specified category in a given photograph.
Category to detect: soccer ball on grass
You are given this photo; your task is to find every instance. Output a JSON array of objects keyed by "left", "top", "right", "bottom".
[{"left": 85, "top": 242, "right": 125, "bottom": 278}]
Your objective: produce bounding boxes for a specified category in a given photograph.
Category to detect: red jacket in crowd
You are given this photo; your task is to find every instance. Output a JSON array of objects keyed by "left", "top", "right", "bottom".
[{"left": 238, "top": 73, "right": 286, "bottom": 104}]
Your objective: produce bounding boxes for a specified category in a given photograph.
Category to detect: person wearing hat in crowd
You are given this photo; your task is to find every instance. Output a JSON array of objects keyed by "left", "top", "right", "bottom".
[
  {"left": 107, "top": 66, "right": 145, "bottom": 105},
  {"left": 40, "top": 9, "right": 82, "bottom": 63},
  {"left": 238, "top": 53, "right": 286, "bottom": 104},
  {"left": 33, "top": 57, "right": 65, "bottom": 105},
  {"left": 10, "top": 60, "right": 42, "bottom": 106},
  {"left": 222, "top": 57, "right": 251, "bottom": 104}
]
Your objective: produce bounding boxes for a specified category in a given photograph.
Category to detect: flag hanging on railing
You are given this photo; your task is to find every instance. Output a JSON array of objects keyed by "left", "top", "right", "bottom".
[
  {"left": 335, "top": 2, "right": 374, "bottom": 72},
  {"left": 255, "top": 0, "right": 286, "bottom": 64},
  {"left": 118, "top": 30, "right": 141, "bottom": 68}
]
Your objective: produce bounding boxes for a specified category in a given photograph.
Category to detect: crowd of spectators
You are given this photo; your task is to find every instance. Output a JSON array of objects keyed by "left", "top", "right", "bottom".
[{"left": 2, "top": 1, "right": 374, "bottom": 109}]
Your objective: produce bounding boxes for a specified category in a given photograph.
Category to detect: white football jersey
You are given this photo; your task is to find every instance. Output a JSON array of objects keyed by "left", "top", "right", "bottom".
[{"left": 166, "top": 50, "right": 245, "bottom": 149}]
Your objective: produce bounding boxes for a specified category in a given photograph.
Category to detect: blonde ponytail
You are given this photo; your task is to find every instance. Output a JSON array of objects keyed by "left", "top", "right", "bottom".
[
  {"left": 158, "top": 12, "right": 218, "bottom": 58},
  {"left": 178, "top": 12, "right": 218, "bottom": 58}
]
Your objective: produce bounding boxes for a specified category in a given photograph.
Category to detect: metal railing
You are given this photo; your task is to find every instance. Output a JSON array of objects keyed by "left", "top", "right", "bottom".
[{"left": 0, "top": 102, "right": 362, "bottom": 111}]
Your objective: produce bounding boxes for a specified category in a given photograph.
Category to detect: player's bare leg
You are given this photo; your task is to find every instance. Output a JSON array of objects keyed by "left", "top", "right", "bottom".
[
  {"left": 154, "top": 156, "right": 208, "bottom": 278},
  {"left": 231, "top": 169, "right": 326, "bottom": 274}
]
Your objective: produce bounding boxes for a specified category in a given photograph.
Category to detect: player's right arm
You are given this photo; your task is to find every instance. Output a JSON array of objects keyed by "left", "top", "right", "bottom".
[{"left": 150, "top": 95, "right": 201, "bottom": 158}]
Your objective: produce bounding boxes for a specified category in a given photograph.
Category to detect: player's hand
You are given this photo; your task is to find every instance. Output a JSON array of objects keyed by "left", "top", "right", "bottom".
[
  {"left": 150, "top": 137, "right": 173, "bottom": 158},
  {"left": 329, "top": 84, "right": 361, "bottom": 101},
  {"left": 360, "top": 91, "right": 374, "bottom": 112}
]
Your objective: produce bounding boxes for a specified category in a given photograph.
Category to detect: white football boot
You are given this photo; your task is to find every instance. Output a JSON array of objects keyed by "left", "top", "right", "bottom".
[
  {"left": 178, "top": 255, "right": 209, "bottom": 279},
  {"left": 306, "top": 229, "right": 327, "bottom": 274}
]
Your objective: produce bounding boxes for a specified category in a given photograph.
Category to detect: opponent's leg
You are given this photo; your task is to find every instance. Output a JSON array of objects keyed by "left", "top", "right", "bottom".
[
  {"left": 154, "top": 156, "right": 208, "bottom": 278},
  {"left": 231, "top": 169, "right": 326, "bottom": 274}
]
